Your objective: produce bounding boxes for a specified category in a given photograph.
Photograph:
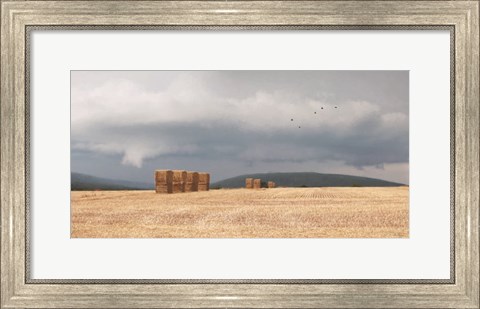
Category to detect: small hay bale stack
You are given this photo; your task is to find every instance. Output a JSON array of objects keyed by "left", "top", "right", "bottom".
[
  {"left": 245, "top": 178, "right": 254, "bottom": 189},
  {"left": 198, "top": 172, "right": 210, "bottom": 191},
  {"left": 155, "top": 170, "right": 173, "bottom": 194},
  {"left": 185, "top": 171, "right": 199, "bottom": 192},
  {"left": 267, "top": 181, "right": 276, "bottom": 188},
  {"left": 172, "top": 170, "right": 187, "bottom": 193},
  {"left": 253, "top": 178, "right": 261, "bottom": 189}
]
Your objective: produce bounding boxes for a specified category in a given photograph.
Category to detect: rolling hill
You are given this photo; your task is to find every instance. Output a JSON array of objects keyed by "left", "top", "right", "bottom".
[
  {"left": 71, "top": 171, "right": 404, "bottom": 191},
  {"left": 211, "top": 172, "right": 404, "bottom": 188},
  {"left": 71, "top": 172, "right": 153, "bottom": 191}
]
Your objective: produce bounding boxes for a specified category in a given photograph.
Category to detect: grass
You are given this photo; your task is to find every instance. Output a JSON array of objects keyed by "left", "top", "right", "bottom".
[{"left": 71, "top": 187, "right": 409, "bottom": 238}]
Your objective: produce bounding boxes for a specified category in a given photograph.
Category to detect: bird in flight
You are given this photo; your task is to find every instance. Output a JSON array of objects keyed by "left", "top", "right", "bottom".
[{"left": 290, "top": 105, "right": 339, "bottom": 129}]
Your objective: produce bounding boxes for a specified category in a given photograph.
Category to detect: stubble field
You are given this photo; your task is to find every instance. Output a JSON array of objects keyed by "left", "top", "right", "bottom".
[{"left": 71, "top": 187, "right": 409, "bottom": 238}]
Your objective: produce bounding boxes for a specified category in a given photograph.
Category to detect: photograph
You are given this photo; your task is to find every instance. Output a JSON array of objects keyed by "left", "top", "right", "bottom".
[{"left": 70, "top": 70, "right": 409, "bottom": 238}]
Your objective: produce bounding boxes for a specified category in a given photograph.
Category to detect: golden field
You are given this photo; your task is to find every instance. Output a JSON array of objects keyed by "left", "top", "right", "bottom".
[{"left": 71, "top": 187, "right": 408, "bottom": 238}]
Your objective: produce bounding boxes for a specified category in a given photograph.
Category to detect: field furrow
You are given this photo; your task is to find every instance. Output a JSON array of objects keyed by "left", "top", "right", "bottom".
[{"left": 71, "top": 187, "right": 409, "bottom": 238}]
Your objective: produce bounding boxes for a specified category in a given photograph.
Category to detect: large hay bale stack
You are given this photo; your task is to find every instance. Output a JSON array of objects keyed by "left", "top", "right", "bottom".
[
  {"left": 245, "top": 178, "right": 254, "bottom": 189},
  {"left": 253, "top": 178, "right": 261, "bottom": 189},
  {"left": 267, "top": 181, "right": 276, "bottom": 188},
  {"left": 185, "top": 171, "right": 199, "bottom": 192},
  {"left": 172, "top": 170, "right": 187, "bottom": 193},
  {"left": 198, "top": 172, "right": 210, "bottom": 191},
  {"left": 155, "top": 170, "right": 173, "bottom": 194}
]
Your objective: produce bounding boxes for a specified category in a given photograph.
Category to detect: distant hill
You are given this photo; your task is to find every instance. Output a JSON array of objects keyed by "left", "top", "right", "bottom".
[
  {"left": 211, "top": 172, "right": 404, "bottom": 188},
  {"left": 71, "top": 172, "right": 153, "bottom": 191},
  {"left": 72, "top": 171, "right": 404, "bottom": 191}
]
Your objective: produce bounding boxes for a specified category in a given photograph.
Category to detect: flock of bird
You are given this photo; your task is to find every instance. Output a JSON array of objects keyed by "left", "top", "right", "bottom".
[{"left": 290, "top": 106, "right": 338, "bottom": 128}]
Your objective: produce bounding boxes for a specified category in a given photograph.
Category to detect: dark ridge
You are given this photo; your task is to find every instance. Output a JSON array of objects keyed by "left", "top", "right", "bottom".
[
  {"left": 211, "top": 172, "right": 404, "bottom": 189},
  {"left": 71, "top": 172, "right": 153, "bottom": 191}
]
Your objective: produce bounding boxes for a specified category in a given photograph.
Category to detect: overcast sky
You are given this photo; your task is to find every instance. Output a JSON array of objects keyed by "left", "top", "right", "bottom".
[{"left": 71, "top": 71, "right": 409, "bottom": 184}]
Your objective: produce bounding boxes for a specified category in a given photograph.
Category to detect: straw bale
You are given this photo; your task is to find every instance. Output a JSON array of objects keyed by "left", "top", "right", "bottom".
[
  {"left": 155, "top": 170, "right": 173, "bottom": 182},
  {"left": 253, "top": 179, "right": 261, "bottom": 189},
  {"left": 154, "top": 170, "right": 173, "bottom": 194},
  {"left": 198, "top": 172, "right": 210, "bottom": 191},
  {"left": 172, "top": 170, "right": 187, "bottom": 182},
  {"left": 267, "top": 181, "right": 276, "bottom": 188},
  {"left": 172, "top": 170, "right": 187, "bottom": 193},
  {"left": 245, "top": 178, "right": 254, "bottom": 189},
  {"left": 185, "top": 171, "right": 199, "bottom": 192},
  {"left": 156, "top": 184, "right": 173, "bottom": 194}
]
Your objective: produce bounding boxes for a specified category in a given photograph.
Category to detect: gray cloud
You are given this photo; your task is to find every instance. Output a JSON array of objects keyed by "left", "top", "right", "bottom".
[{"left": 71, "top": 71, "right": 409, "bottom": 184}]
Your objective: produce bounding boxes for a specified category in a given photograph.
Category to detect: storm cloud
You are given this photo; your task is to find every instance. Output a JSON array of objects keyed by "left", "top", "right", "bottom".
[{"left": 71, "top": 71, "right": 409, "bottom": 184}]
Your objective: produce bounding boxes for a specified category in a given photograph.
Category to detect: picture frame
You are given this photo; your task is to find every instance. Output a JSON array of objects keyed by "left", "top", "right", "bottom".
[{"left": 1, "top": 1, "right": 478, "bottom": 308}]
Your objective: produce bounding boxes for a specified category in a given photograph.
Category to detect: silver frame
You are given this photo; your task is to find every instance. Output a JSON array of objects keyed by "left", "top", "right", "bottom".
[
  {"left": 24, "top": 25, "right": 456, "bottom": 285},
  {"left": 1, "top": 1, "right": 478, "bottom": 308}
]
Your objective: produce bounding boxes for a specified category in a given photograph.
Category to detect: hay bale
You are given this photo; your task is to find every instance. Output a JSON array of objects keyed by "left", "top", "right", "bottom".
[
  {"left": 156, "top": 184, "right": 172, "bottom": 194},
  {"left": 172, "top": 170, "right": 187, "bottom": 193},
  {"left": 154, "top": 170, "right": 173, "bottom": 194},
  {"left": 185, "top": 171, "right": 199, "bottom": 192},
  {"left": 245, "top": 178, "right": 254, "bottom": 189},
  {"left": 267, "top": 181, "right": 276, "bottom": 188},
  {"left": 155, "top": 170, "right": 173, "bottom": 182},
  {"left": 253, "top": 178, "right": 261, "bottom": 189},
  {"left": 198, "top": 172, "right": 210, "bottom": 191}
]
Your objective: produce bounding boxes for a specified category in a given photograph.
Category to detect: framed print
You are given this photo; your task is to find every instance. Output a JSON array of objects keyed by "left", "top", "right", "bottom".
[{"left": 1, "top": 1, "right": 479, "bottom": 308}]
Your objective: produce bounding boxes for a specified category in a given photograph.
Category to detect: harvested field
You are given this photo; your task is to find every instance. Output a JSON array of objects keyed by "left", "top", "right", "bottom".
[{"left": 71, "top": 187, "right": 409, "bottom": 238}]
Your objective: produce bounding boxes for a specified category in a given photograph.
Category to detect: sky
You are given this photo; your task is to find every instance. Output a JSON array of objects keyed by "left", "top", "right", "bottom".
[{"left": 71, "top": 71, "right": 409, "bottom": 184}]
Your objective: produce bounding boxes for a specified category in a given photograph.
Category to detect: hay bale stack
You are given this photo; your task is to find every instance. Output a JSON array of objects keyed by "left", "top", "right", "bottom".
[
  {"left": 267, "top": 181, "right": 276, "bottom": 188},
  {"left": 172, "top": 170, "right": 187, "bottom": 193},
  {"left": 198, "top": 172, "right": 210, "bottom": 191},
  {"left": 245, "top": 178, "right": 254, "bottom": 189},
  {"left": 155, "top": 170, "right": 173, "bottom": 194},
  {"left": 253, "top": 179, "right": 261, "bottom": 189},
  {"left": 185, "top": 171, "right": 199, "bottom": 192}
]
